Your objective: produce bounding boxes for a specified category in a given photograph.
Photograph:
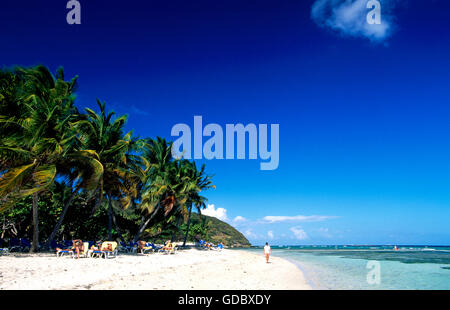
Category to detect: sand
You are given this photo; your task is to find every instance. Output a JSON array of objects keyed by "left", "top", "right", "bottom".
[{"left": 0, "top": 248, "right": 311, "bottom": 290}]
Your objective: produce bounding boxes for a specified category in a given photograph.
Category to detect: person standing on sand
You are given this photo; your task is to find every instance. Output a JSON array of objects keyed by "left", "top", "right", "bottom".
[{"left": 264, "top": 242, "right": 271, "bottom": 263}]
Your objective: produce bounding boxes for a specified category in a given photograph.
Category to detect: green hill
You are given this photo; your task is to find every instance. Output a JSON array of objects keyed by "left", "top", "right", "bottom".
[{"left": 189, "top": 213, "right": 251, "bottom": 247}]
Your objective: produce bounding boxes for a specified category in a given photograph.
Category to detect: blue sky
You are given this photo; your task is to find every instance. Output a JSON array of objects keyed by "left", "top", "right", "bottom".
[{"left": 1, "top": 0, "right": 449, "bottom": 245}]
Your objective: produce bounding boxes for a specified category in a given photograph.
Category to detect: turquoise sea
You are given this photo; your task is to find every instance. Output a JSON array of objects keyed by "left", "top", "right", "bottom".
[{"left": 244, "top": 246, "right": 450, "bottom": 290}]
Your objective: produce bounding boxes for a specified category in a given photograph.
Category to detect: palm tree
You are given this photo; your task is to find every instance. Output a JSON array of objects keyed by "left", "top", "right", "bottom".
[
  {"left": 133, "top": 137, "right": 191, "bottom": 243},
  {"left": 0, "top": 66, "right": 216, "bottom": 250},
  {"left": 0, "top": 66, "right": 101, "bottom": 252},
  {"left": 73, "top": 99, "right": 144, "bottom": 241},
  {"left": 43, "top": 149, "right": 103, "bottom": 249},
  {"left": 181, "top": 161, "right": 215, "bottom": 247}
]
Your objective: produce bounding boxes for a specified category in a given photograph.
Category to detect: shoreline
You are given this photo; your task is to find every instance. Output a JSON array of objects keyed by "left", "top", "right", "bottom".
[{"left": 0, "top": 248, "right": 311, "bottom": 290}]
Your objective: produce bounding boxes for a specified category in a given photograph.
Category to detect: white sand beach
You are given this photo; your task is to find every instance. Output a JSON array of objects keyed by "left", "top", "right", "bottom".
[{"left": 0, "top": 249, "right": 311, "bottom": 290}]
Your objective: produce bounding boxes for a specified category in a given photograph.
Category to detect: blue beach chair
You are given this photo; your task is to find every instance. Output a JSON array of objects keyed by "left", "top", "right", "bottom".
[
  {"left": 20, "top": 238, "right": 31, "bottom": 252},
  {"left": 90, "top": 241, "right": 118, "bottom": 259},
  {"left": 119, "top": 241, "right": 129, "bottom": 253},
  {"left": 56, "top": 248, "right": 74, "bottom": 257},
  {"left": 118, "top": 241, "right": 137, "bottom": 253},
  {"left": 141, "top": 242, "right": 161, "bottom": 254},
  {"left": 0, "top": 238, "right": 9, "bottom": 255},
  {"left": 198, "top": 240, "right": 207, "bottom": 249},
  {"left": 0, "top": 248, "right": 9, "bottom": 255},
  {"left": 8, "top": 238, "right": 22, "bottom": 252},
  {"left": 129, "top": 241, "right": 139, "bottom": 253},
  {"left": 212, "top": 243, "right": 223, "bottom": 251},
  {"left": 56, "top": 240, "right": 74, "bottom": 257}
]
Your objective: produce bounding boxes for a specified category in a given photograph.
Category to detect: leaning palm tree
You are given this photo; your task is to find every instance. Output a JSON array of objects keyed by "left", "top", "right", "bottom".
[{"left": 0, "top": 66, "right": 102, "bottom": 252}]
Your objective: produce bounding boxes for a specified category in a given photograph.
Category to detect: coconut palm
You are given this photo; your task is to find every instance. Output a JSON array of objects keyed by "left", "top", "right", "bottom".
[
  {"left": 133, "top": 137, "right": 192, "bottom": 242},
  {"left": 133, "top": 140, "right": 214, "bottom": 244},
  {"left": 181, "top": 161, "right": 215, "bottom": 247},
  {"left": 0, "top": 66, "right": 217, "bottom": 250},
  {"left": 0, "top": 66, "right": 102, "bottom": 252},
  {"left": 42, "top": 149, "right": 103, "bottom": 249},
  {"left": 73, "top": 99, "right": 145, "bottom": 240}
]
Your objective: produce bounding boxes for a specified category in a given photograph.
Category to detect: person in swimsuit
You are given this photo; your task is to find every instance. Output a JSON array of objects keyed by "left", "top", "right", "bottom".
[{"left": 72, "top": 239, "right": 84, "bottom": 258}]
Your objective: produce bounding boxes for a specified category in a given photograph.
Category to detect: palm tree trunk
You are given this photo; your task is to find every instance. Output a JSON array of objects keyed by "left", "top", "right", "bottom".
[
  {"left": 30, "top": 192, "right": 39, "bottom": 253},
  {"left": 111, "top": 208, "right": 125, "bottom": 243},
  {"left": 1, "top": 217, "right": 5, "bottom": 239},
  {"left": 171, "top": 217, "right": 182, "bottom": 242},
  {"left": 90, "top": 188, "right": 102, "bottom": 217},
  {"left": 133, "top": 209, "right": 158, "bottom": 243},
  {"left": 108, "top": 195, "right": 113, "bottom": 240},
  {"left": 44, "top": 184, "right": 81, "bottom": 249},
  {"left": 182, "top": 204, "right": 193, "bottom": 247}
]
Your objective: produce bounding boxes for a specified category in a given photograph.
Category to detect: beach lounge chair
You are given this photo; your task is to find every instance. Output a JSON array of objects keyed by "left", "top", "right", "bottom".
[
  {"left": 145, "top": 242, "right": 161, "bottom": 254},
  {"left": 0, "top": 239, "right": 7, "bottom": 255},
  {"left": 20, "top": 238, "right": 31, "bottom": 252},
  {"left": 77, "top": 242, "right": 90, "bottom": 258},
  {"left": 159, "top": 242, "right": 177, "bottom": 255},
  {"left": 119, "top": 241, "right": 138, "bottom": 253},
  {"left": 130, "top": 241, "right": 139, "bottom": 253},
  {"left": 56, "top": 240, "right": 88, "bottom": 258},
  {"left": 198, "top": 240, "right": 212, "bottom": 250},
  {"left": 119, "top": 241, "right": 130, "bottom": 253},
  {"left": 86, "top": 241, "right": 96, "bottom": 250},
  {"left": 211, "top": 243, "right": 223, "bottom": 251},
  {"left": 90, "top": 241, "right": 118, "bottom": 259},
  {"left": 56, "top": 247, "right": 74, "bottom": 257},
  {"left": 8, "top": 238, "right": 22, "bottom": 252},
  {"left": 152, "top": 243, "right": 163, "bottom": 252},
  {"left": 138, "top": 241, "right": 159, "bottom": 254},
  {"left": 56, "top": 239, "right": 73, "bottom": 255},
  {"left": 0, "top": 248, "right": 9, "bottom": 255},
  {"left": 200, "top": 241, "right": 213, "bottom": 250}
]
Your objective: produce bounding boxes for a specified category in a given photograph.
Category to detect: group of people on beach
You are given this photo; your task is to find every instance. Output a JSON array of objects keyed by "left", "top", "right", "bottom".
[
  {"left": 57, "top": 238, "right": 231, "bottom": 258},
  {"left": 198, "top": 239, "right": 224, "bottom": 250},
  {"left": 56, "top": 239, "right": 114, "bottom": 258},
  {"left": 50, "top": 236, "right": 273, "bottom": 264},
  {"left": 55, "top": 239, "right": 85, "bottom": 258},
  {"left": 205, "top": 242, "right": 223, "bottom": 250},
  {"left": 138, "top": 240, "right": 176, "bottom": 254}
]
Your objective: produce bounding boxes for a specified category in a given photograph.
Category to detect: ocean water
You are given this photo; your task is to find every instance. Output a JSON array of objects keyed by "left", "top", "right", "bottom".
[{"left": 244, "top": 246, "right": 450, "bottom": 290}]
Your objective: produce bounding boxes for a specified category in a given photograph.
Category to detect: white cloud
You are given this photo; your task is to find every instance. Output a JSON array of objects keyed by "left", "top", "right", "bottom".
[
  {"left": 232, "top": 216, "right": 247, "bottom": 223},
  {"left": 244, "top": 229, "right": 258, "bottom": 239},
  {"left": 267, "top": 231, "right": 274, "bottom": 239},
  {"left": 262, "top": 215, "right": 338, "bottom": 223},
  {"left": 290, "top": 227, "right": 309, "bottom": 240},
  {"left": 201, "top": 204, "right": 228, "bottom": 221},
  {"left": 316, "top": 227, "right": 333, "bottom": 238},
  {"left": 311, "top": 0, "right": 396, "bottom": 42}
]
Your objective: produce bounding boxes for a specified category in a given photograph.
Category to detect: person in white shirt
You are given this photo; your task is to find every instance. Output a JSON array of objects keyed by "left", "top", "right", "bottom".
[{"left": 264, "top": 242, "right": 271, "bottom": 263}]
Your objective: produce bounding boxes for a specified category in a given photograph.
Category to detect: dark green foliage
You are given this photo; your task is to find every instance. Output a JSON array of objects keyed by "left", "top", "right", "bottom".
[{"left": 0, "top": 65, "right": 249, "bottom": 250}]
